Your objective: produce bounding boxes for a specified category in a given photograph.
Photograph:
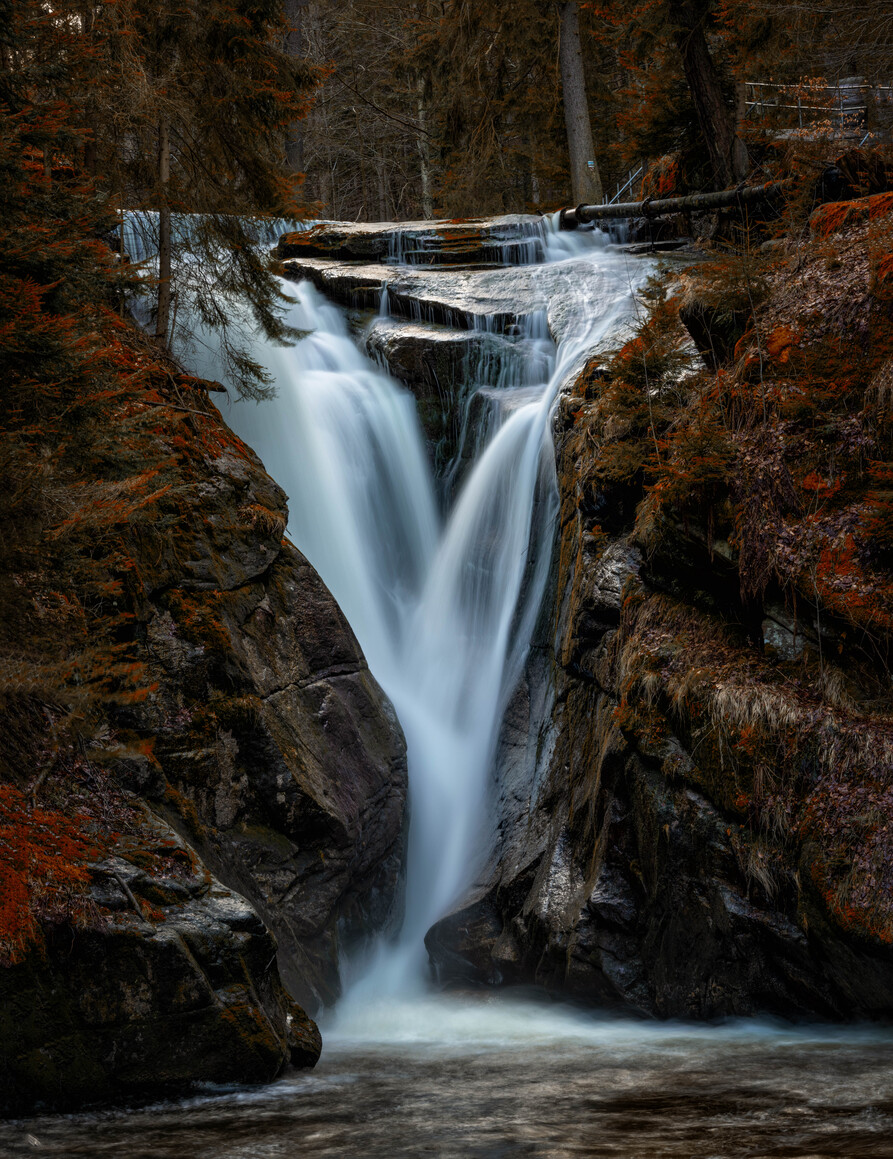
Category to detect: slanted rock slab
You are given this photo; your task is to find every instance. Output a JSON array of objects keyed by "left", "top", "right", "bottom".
[
  {"left": 0, "top": 813, "right": 319, "bottom": 1115},
  {"left": 276, "top": 215, "right": 544, "bottom": 264}
]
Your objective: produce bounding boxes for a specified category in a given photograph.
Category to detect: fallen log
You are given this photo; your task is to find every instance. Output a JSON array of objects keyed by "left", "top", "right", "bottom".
[{"left": 558, "top": 180, "right": 792, "bottom": 229}]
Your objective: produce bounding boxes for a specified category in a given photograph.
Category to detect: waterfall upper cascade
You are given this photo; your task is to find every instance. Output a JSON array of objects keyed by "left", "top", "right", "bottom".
[
  {"left": 116, "top": 209, "right": 312, "bottom": 266},
  {"left": 187, "top": 216, "right": 643, "bottom": 1005}
]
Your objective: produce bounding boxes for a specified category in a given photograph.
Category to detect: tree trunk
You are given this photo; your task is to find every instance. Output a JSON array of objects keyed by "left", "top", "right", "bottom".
[
  {"left": 284, "top": 0, "right": 307, "bottom": 172},
  {"left": 80, "top": 5, "right": 97, "bottom": 175},
  {"left": 156, "top": 118, "right": 172, "bottom": 343},
  {"left": 416, "top": 73, "right": 434, "bottom": 219},
  {"left": 353, "top": 105, "right": 369, "bottom": 219},
  {"left": 733, "top": 80, "right": 749, "bottom": 180},
  {"left": 318, "top": 98, "right": 334, "bottom": 212},
  {"left": 673, "top": 4, "right": 739, "bottom": 188},
  {"left": 377, "top": 161, "right": 388, "bottom": 220},
  {"left": 558, "top": 178, "right": 789, "bottom": 227},
  {"left": 558, "top": 2, "right": 602, "bottom": 205},
  {"left": 531, "top": 150, "right": 541, "bottom": 206}
]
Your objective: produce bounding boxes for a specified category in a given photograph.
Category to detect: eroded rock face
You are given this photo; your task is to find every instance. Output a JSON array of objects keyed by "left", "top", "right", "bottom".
[
  {"left": 426, "top": 394, "right": 893, "bottom": 1020},
  {"left": 277, "top": 216, "right": 544, "bottom": 265},
  {"left": 282, "top": 254, "right": 622, "bottom": 343},
  {"left": 1, "top": 363, "right": 407, "bottom": 1111},
  {"left": 119, "top": 426, "right": 408, "bottom": 1013},
  {"left": 0, "top": 814, "right": 320, "bottom": 1114},
  {"left": 364, "top": 318, "right": 523, "bottom": 471},
  {"left": 365, "top": 317, "right": 489, "bottom": 396}
]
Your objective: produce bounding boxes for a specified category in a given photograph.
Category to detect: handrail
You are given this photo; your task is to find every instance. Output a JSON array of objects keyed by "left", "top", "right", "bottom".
[
  {"left": 745, "top": 80, "right": 893, "bottom": 94},
  {"left": 607, "top": 165, "right": 644, "bottom": 205}
]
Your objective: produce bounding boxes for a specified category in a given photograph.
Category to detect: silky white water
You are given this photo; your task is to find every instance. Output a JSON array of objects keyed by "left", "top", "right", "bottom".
[{"left": 185, "top": 221, "right": 641, "bottom": 1007}]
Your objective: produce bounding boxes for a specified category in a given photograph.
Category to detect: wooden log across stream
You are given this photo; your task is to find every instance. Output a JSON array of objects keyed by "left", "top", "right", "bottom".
[{"left": 558, "top": 179, "right": 792, "bottom": 228}]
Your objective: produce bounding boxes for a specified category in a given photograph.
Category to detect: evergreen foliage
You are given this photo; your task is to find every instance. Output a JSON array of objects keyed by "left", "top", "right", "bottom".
[
  {"left": 0, "top": 0, "right": 318, "bottom": 963},
  {"left": 3, "top": 0, "right": 318, "bottom": 397}
]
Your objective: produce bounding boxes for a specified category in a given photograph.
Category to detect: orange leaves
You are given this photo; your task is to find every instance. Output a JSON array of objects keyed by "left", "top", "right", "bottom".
[
  {"left": 817, "top": 533, "right": 859, "bottom": 584},
  {"left": 858, "top": 461, "right": 893, "bottom": 561},
  {"left": 869, "top": 193, "right": 893, "bottom": 222},
  {"left": 640, "top": 154, "right": 682, "bottom": 199},
  {"left": 46, "top": 469, "right": 173, "bottom": 541},
  {"left": 0, "top": 784, "right": 101, "bottom": 966},
  {"left": 617, "top": 335, "right": 646, "bottom": 362},
  {"left": 765, "top": 324, "right": 798, "bottom": 363},
  {"left": 649, "top": 417, "right": 735, "bottom": 507},
  {"left": 811, "top": 200, "right": 859, "bottom": 237},
  {"left": 801, "top": 471, "right": 841, "bottom": 499},
  {"left": 875, "top": 253, "right": 893, "bottom": 301},
  {"left": 810, "top": 192, "right": 893, "bottom": 237},
  {"left": 807, "top": 193, "right": 893, "bottom": 307}
]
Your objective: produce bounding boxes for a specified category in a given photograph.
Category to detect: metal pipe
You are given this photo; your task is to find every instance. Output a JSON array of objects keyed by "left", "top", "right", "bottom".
[{"left": 558, "top": 180, "right": 791, "bottom": 228}]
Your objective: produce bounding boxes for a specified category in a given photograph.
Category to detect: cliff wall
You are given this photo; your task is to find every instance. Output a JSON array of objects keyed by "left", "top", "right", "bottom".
[
  {"left": 0, "top": 345, "right": 407, "bottom": 1112},
  {"left": 427, "top": 200, "right": 893, "bottom": 1018}
]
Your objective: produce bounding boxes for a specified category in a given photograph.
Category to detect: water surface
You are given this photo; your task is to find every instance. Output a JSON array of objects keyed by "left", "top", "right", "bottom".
[{"left": 5, "top": 995, "right": 892, "bottom": 1158}]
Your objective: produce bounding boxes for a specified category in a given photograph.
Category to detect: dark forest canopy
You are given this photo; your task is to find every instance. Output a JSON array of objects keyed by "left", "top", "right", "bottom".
[
  {"left": 5, "top": 1, "right": 893, "bottom": 230},
  {"left": 295, "top": 0, "right": 893, "bottom": 218},
  {"left": 2, "top": 0, "right": 888, "bottom": 388},
  {"left": 2, "top": 0, "right": 319, "bottom": 394}
]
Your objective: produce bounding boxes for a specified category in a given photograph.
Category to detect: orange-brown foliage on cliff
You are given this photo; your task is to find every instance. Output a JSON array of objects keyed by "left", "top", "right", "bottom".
[
  {"left": 0, "top": 0, "right": 328, "bottom": 957},
  {"left": 0, "top": 786, "right": 101, "bottom": 965},
  {"left": 0, "top": 79, "right": 218, "bottom": 954},
  {"left": 567, "top": 149, "right": 893, "bottom": 945}
]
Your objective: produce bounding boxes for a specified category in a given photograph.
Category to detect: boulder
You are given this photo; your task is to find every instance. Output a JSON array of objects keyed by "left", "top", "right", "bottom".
[{"left": 0, "top": 813, "right": 319, "bottom": 1114}]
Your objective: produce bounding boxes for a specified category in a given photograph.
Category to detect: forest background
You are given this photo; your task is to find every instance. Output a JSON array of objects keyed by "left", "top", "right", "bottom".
[{"left": 4, "top": 0, "right": 892, "bottom": 370}]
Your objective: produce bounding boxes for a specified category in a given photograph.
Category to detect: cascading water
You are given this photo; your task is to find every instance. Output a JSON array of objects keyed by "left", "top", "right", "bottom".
[
  {"left": 115, "top": 209, "right": 312, "bottom": 266},
  {"left": 9, "top": 223, "right": 893, "bottom": 1159},
  {"left": 185, "top": 219, "right": 643, "bottom": 1005}
]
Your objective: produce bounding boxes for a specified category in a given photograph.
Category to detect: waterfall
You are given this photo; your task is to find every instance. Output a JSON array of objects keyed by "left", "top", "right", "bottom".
[
  {"left": 115, "top": 209, "right": 312, "bottom": 265},
  {"left": 185, "top": 220, "right": 642, "bottom": 1002}
]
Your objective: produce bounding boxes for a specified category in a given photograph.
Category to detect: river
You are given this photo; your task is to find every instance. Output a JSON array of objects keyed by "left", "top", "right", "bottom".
[{"left": 3, "top": 993, "right": 893, "bottom": 1156}]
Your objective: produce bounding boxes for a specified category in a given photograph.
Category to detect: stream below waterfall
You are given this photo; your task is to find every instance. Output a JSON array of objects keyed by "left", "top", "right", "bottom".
[
  {"left": 10, "top": 219, "right": 890, "bottom": 1156},
  {"left": 3, "top": 997, "right": 893, "bottom": 1156}
]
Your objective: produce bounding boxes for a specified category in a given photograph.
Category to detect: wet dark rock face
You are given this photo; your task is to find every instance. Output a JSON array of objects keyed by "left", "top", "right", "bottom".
[
  {"left": 426, "top": 395, "right": 893, "bottom": 1020},
  {"left": 0, "top": 814, "right": 320, "bottom": 1113},
  {"left": 1, "top": 374, "right": 407, "bottom": 1112},
  {"left": 122, "top": 431, "right": 409, "bottom": 1016},
  {"left": 280, "top": 219, "right": 622, "bottom": 480},
  {"left": 277, "top": 215, "right": 544, "bottom": 266},
  {"left": 280, "top": 252, "right": 610, "bottom": 342}
]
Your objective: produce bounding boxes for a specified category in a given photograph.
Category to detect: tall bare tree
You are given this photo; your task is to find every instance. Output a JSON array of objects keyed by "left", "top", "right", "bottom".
[
  {"left": 284, "top": 0, "right": 309, "bottom": 172},
  {"left": 673, "top": 0, "right": 742, "bottom": 187},
  {"left": 558, "top": 1, "right": 603, "bottom": 205},
  {"left": 155, "top": 115, "right": 171, "bottom": 341}
]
